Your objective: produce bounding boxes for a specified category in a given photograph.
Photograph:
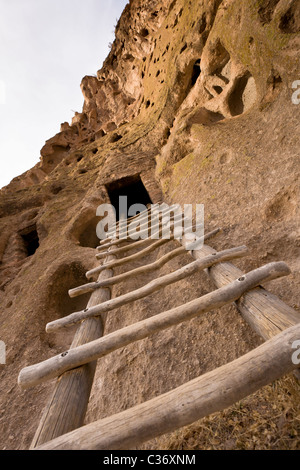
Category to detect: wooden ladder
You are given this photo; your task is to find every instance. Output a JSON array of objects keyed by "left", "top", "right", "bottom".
[{"left": 18, "top": 205, "right": 300, "bottom": 450}]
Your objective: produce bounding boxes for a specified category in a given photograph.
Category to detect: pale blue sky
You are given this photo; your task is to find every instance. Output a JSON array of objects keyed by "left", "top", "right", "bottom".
[{"left": 0, "top": 0, "right": 128, "bottom": 188}]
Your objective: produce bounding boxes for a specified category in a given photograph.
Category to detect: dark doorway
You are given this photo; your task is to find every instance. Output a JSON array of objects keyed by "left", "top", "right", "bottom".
[
  {"left": 106, "top": 174, "right": 152, "bottom": 221},
  {"left": 20, "top": 225, "right": 40, "bottom": 257},
  {"left": 191, "top": 59, "right": 201, "bottom": 87}
]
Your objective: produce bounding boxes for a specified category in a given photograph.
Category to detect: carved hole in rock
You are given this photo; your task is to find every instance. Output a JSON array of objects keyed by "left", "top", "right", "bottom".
[
  {"left": 213, "top": 85, "right": 223, "bottom": 95},
  {"left": 77, "top": 155, "right": 83, "bottom": 162},
  {"left": 110, "top": 133, "right": 122, "bottom": 143},
  {"left": 156, "top": 70, "right": 161, "bottom": 77},
  {"left": 78, "top": 216, "right": 101, "bottom": 249},
  {"left": 145, "top": 100, "right": 151, "bottom": 108},
  {"left": 96, "top": 129, "right": 106, "bottom": 138},
  {"left": 140, "top": 28, "right": 149, "bottom": 37},
  {"left": 220, "top": 152, "right": 230, "bottom": 164},
  {"left": 106, "top": 121, "right": 117, "bottom": 132},
  {"left": 228, "top": 72, "right": 257, "bottom": 117},
  {"left": 92, "top": 148, "right": 98, "bottom": 154},
  {"left": 180, "top": 43, "right": 187, "bottom": 54},
  {"left": 191, "top": 59, "right": 201, "bottom": 86},
  {"left": 46, "top": 262, "right": 91, "bottom": 349},
  {"left": 78, "top": 169, "right": 87, "bottom": 175},
  {"left": 19, "top": 225, "right": 39, "bottom": 257},
  {"left": 105, "top": 174, "right": 152, "bottom": 221},
  {"left": 279, "top": 4, "right": 300, "bottom": 33},
  {"left": 50, "top": 184, "right": 64, "bottom": 195}
]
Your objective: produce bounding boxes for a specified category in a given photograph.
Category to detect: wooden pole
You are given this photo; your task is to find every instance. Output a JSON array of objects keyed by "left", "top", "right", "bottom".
[
  {"left": 46, "top": 246, "right": 250, "bottom": 332},
  {"left": 192, "top": 244, "right": 300, "bottom": 340},
  {"left": 19, "top": 261, "right": 291, "bottom": 389},
  {"left": 30, "top": 249, "right": 116, "bottom": 448},
  {"left": 70, "top": 229, "right": 220, "bottom": 298},
  {"left": 34, "top": 323, "right": 300, "bottom": 450},
  {"left": 87, "top": 238, "right": 170, "bottom": 279},
  {"left": 101, "top": 204, "right": 177, "bottom": 242}
]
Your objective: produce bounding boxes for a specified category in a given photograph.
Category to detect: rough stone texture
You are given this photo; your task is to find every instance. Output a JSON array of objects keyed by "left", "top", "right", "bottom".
[{"left": 0, "top": 0, "right": 299, "bottom": 450}]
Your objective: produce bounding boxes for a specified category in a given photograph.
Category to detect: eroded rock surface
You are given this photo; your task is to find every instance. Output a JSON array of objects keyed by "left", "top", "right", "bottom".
[{"left": 0, "top": 0, "right": 299, "bottom": 450}]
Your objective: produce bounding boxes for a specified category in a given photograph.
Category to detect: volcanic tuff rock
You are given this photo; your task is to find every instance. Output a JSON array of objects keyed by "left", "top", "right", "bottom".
[{"left": 0, "top": 0, "right": 299, "bottom": 450}]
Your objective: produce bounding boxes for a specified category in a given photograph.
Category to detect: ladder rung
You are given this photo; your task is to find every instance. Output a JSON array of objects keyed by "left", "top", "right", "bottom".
[
  {"left": 87, "top": 238, "right": 170, "bottom": 279},
  {"left": 32, "top": 323, "right": 300, "bottom": 449},
  {"left": 70, "top": 229, "right": 220, "bottom": 298},
  {"left": 47, "top": 246, "right": 250, "bottom": 332},
  {"left": 19, "top": 261, "right": 290, "bottom": 388},
  {"left": 100, "top": 204, "right": 178, "bottom": 243}
]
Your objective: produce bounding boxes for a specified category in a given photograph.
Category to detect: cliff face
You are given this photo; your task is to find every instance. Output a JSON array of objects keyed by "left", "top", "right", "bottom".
[{"left": 0, "top": 0, "right": 299, "bottom": 450}]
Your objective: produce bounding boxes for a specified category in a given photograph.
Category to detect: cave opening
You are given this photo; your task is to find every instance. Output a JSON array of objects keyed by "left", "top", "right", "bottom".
[
  {"left": 106, "top": 174, "right": 152, "bottom": 221},
  {"left": 78, "top": 216, "right": 101, "bottom": 249},
  {"left": 20, "top": 225, "right": 40, "bottom": 257},
  {"left": 191, "top": 59, "right": 201, "bottom": 86}
]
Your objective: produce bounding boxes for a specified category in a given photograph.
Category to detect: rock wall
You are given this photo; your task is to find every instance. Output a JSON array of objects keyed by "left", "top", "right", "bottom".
[{"left": 0, "top": 0, "right": 299, "bottom": 450}]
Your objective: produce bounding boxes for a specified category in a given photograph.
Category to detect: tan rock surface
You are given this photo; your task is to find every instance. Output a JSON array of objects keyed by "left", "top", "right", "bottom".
[{"left": 0, "top": 0, "right": 299, "bottom": 450}]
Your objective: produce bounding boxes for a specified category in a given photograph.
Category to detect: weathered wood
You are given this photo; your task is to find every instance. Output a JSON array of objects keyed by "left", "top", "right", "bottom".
[
  {"left": 87, "top": 238, "right": 170, "bottom": 279},
  {"left": 96, "top": 224, "right": 168, "bottom": 256},
  {"left": 96, "top": 213, "right": 184, "bottom": 252},
  {"left": 96, "top": 224, "right": 166, "bottom": 252},
  {"left": 48, "top": 247, "right": 264, "bottom": 333},
  {"left": 101, "top": 205, "right": 176, "bottom": 242},
  {"left": 34, "top": 323, "right": 300, "bottom": 450},
  {"left": 96, "top": 238, "right": 157, "bottom": 259},
  {"left": 88, "top": 218, "right": 204, "bottom": 279},
  {"left": 105, "top": 204, "right": 178, "bottom": 236},
  {"left": 70, "top": 229, "right": 220, "bottom": 298},
  {"left": 29, "top": 250, "right": 116, "bottom": 448},
  {"left": 96, "top": 217, "right": 205, "bottom": 254},
  {"left": 19, "top": 261, "right": 291, "bottom": 389},
  {"left": 96, "top": 238, "right": 132, "bottom": 251},
  {"left": 105, "top": 212, "right": 187, "bottom": 247},
  {"left": 193, "top": 245, "right": 300, "bottom": 340}
]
